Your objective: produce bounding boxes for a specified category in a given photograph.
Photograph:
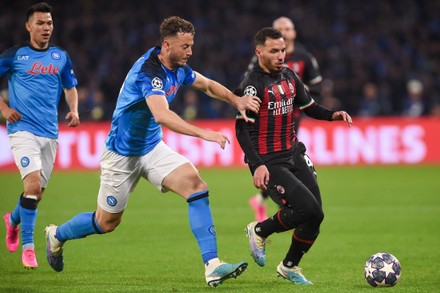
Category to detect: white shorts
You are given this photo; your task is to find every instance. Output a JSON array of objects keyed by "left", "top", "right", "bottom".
[
  {"left": 9, "top": 131, "right": 58, "bottom": 188},
  {"left": 97, "top": 141, "right": 191, "bottom": 213}
]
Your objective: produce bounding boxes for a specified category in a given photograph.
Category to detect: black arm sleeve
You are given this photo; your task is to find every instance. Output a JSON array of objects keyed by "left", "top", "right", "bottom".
[
  {"left": 235, "top": 119, "right": 264, "bottom": 170},
  {"left": 302, "top": 102, "right": 335, "bottom": 121}
]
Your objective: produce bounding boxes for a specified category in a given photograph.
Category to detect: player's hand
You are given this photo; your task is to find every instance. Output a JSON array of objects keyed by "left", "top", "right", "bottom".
[
  {"left": 66, "top": 111, "right": 80, "bottom": 127},
  {"left": 332, "top": 111, "right": 353, "bottom": 127},
  {"left": 201, "top": 130, "right": 230, "bottom": 149},
  {"left": 1, "top": 108, "right": 22, "bottom": 123},
  {"left": 254, "top": 165, "right": 270, "bottom": 190},
  {"left": 238, "top": 95, "right": 260, "bottom": 122}
]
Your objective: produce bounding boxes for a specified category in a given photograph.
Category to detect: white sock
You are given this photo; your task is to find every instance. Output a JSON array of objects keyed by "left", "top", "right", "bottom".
[{"left": 205, "top": 257, "right": 221, "bottom": 271}]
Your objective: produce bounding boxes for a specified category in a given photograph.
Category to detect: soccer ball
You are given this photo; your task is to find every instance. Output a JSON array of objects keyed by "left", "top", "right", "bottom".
[{"left": 364, "top": 252, "right": 401, "bottom": 287}]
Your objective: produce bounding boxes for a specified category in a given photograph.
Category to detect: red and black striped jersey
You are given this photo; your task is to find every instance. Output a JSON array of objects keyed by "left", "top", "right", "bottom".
[
  {"left": 245, "top": 44, "right": 322, "bottom": 134},
  {"left": 235, "top": 64, "right": 333, "bottom": 172}
]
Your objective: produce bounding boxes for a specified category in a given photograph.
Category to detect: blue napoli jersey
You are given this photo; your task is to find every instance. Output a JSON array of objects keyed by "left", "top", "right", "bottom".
[
  {"left": 106, "top": 47, "right": 196, "bottom": 156},
  {"left": 0, "top": 44, "right": 77, "bottom": 138}
]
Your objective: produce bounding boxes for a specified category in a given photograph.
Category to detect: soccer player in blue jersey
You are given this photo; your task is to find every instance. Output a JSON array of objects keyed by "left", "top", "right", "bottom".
[
  {"left": 0, "top": 2, "right": 80, "bottom": 270},
  {"left": 44, "top": 16, "right": 260, "bottom": 287}
]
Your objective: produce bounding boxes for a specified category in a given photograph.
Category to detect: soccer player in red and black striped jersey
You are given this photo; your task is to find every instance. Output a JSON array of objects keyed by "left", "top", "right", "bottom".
[
  {"left": 245, "top": 17, "right": 322, "bottom": 134},
  {"left": 246, "top": 17, "right": 323, "bottom": 221},
  {"left": 236, "top": 27, "right": 352, "bottom": 285}
]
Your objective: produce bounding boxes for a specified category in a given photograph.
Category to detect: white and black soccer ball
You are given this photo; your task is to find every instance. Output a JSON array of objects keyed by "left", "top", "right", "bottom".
[{"left": 364, "top": 252, "right": 401, "bottom": 287}]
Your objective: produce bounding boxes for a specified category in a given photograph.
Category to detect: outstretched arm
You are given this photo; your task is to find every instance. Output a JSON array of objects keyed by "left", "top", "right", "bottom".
[
  {"left": 302, "top": 103, "right": 353, "bottom": 127},
  {"left": 147, "top": 94, "right": 230, "bottom": 149},
  {"left": 191, "top": 71, "right": 260, "bottom": 121}
]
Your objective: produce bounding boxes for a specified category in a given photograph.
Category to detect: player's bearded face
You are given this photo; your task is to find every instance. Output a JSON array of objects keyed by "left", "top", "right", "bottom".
[
  {"left": 259, "top": 38, "right": 286, "bottom": 74},
  {"left": 26, "top": 12, "right": 53, "bottom": 49},
  {"left": 168, "top": 33, "right": 194, "bottom": 68}
]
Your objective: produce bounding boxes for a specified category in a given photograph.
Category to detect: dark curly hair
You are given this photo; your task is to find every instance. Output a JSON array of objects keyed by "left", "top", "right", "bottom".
[{"left": 159, "top": 16, "right": 195, "bottom": 43}]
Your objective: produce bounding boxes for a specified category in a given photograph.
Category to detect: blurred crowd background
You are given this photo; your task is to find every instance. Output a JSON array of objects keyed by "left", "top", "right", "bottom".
[{"left": 1, "top": 0, "right": 439, "bottom": 122}]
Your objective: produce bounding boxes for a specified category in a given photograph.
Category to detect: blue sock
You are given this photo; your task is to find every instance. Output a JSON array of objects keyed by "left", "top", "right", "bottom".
[
  {"left": 187, "top": 191, "right": 218, "bottom": 264},
  {"left": 56, "top": 212, "right": 103, "bottom": 242},
  {"left": 19, "top": 196, "right": 38, "bottom": 246},
  {"left": 10, "top": 194, "right": 22, "bottom": 226}
]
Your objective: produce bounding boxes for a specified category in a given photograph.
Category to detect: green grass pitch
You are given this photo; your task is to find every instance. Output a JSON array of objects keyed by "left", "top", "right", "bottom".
[{"left": 1, "top": 165, "right": 439, "bottom": 292}]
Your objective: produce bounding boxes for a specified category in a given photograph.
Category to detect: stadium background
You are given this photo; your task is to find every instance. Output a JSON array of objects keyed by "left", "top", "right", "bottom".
[
  {"left": 1, "top": 0, "right": 439, "bottom": 121},
  {"left": 1, "top": 2, "right": 440, "bottom": 292},
  {"left": 1, "top": 0, "right": 440, "bottom": 169}
]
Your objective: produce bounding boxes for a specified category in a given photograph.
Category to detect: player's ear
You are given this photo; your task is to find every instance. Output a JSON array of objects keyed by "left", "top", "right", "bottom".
[
  {"left": 255, "top": 47, "right": 262, "bottom": 58},
  {"left": 162, "top": 38, "right": 171, "bottom": 51},
  {"left": 25, "top": 21, "right": 31, "bottom": 33}
]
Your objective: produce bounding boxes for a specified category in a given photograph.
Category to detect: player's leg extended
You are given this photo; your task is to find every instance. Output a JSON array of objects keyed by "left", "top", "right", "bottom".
[
  {"left": 273, "top": 166, "right": 323, "bottom": 284},
  {"left": 45, "top": 210, "right": 107, "bottom": 272},
  {"left": 253, "top": 163, "right": 321, "bottom": 284},
  {"left": 45, "top": 148, "right": 135, "bottom": 272},
  {"left": 45, "top": 195, "right": 124, "bottom": 272},
  {"left": 162, "top": 162, "right": 247, "bottom": 287},
  {"left": 245, "top": 165, "right": 294, "bottom": 267},
  {"left": 45, "top": 195, "right": 127, "bottom": 272}
]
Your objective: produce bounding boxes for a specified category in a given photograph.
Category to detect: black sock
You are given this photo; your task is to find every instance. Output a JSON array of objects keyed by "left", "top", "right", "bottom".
[
  {"left": 20, "top": 195, "right": 38, "bottom": 210},
  {"left": 256, "top": 210, "right": 291, "bottom": 238},
  {"left": 283, "top": 232, "right": 314, "bottom": 267}
]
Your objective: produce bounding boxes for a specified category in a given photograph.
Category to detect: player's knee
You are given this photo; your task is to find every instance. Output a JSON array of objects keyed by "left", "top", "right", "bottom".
[
  {"left": 315, "top": 207, "right": 324, "bottom": 225},
  {"left": 190, "top": 175, "right": 208, "bottom": 193},
  {"left": 99, "top": 220, "right": 120, "bottom": 233},
  {"left": 23, "top": 190, "right": 42, "bottom": 202},
  {"left": 304, "top": 209, "right": 324, "bottom": 238},
  {"left": 196, "top": 180, "right": 208, "bottom": 192},
  {"left": 302, "top": 200, "right": 324, "bottom": 223},
  {"left": 23, "top": 176, "right": 43, "bottom": 200},
  {"left": 96, "top": 215, "right": 121, "bottom": 233},
  {"left": 278, "top": 208, "right": 297, "bottom": 230}
]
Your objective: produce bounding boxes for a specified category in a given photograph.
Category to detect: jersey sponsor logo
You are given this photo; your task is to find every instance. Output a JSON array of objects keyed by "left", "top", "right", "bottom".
[
  {"left": 51, "top": 51, "right": 61, "bottom": 60},
  {"left": 17, "top": 55, "right": 29, "bottom": 61},
  {"left": 27, "top": 62, "right": 59, "bottom": 75},
  {"left": 151, "top": 77, "right": 163, "bottom": 89},
  {"left": 20, "top": 156, "right": 30, "bottom": 167},
  {"left": 106, "top": 195, "right": 118, "bottom": 207},
  {"left": 244, "top": 85, "right": 257, "bottom": 96},
  {"left": 268, "top": 97, "right": 293, "bottom": 116},
  {"left": 267, "top": 81, "right": 295, "bottom": 116}
]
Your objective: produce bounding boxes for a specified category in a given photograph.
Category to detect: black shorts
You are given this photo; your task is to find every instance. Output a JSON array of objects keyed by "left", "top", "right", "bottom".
[{"left": 266, "top": 142, "right": 322, "bottom": 210}]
